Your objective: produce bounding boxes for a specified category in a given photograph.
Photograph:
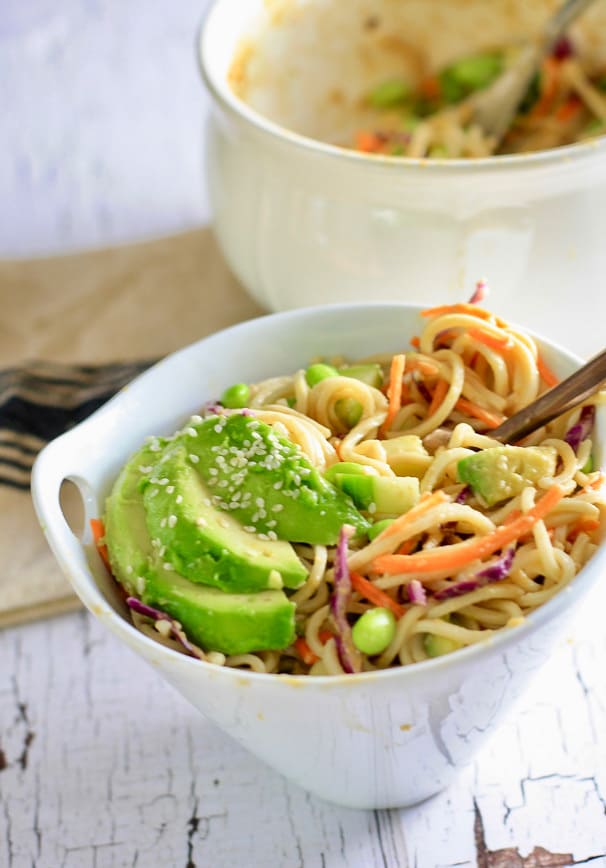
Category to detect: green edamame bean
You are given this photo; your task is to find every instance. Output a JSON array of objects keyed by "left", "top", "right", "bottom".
[
  {"left": 352, "top": 608, "right": 396, "bottom": 655},
  {"left": 335, "top": 397, "right": 363, "bottom": 428},
  {"left": 368, "top": 78, "right": 410, "bottom": 109},
  {"left": 306, "top": 363, "right": 338, "bottom": 387},
  {"left": 220, "top": 382, "right": 250, "bottom": 409},
  {"left": 368, "top": 519, "right": 395, "bottom": 541}
]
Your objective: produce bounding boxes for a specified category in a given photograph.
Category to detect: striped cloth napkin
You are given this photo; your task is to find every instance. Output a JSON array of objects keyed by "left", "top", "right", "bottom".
[
  {"left": 0, "top": 227, "right": 264, "bottom": 628},
  {"left": 1, "top": 360, "right": 152, "bottom": 490}
]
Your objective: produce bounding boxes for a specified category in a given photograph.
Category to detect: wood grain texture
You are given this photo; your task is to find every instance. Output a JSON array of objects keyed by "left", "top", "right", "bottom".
[{"left": 1, "top": 582, "right": 605, "bottom": 868}]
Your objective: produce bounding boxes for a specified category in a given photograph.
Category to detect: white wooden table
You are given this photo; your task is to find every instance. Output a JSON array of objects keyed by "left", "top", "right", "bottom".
[
  {"left": 2, "top": 584, "right": 606, "bottom": 867},
  {"left": 2, "top": 0, "right": 606, "bottom": 864}
]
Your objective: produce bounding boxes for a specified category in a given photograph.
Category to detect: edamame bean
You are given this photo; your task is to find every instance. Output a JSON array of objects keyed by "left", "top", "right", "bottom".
[
  {"left": 335, "top": 397, "right": 363, "bottom": 428},
  {"left": 367, "top": 519, "right": 395, "bottom": 541},
  {"left": 306, "top": 363, "right": 338, "bottom": 387},
  {"left": 220, "top": 382, "right": 250, "bottom": 409},
  {"left": 352, "top": 608, "right": 396, "bottom": 655}
]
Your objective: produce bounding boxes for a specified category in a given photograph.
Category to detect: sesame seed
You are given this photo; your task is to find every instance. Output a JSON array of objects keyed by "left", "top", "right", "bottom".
[
  {"left": 190, "top": 414, "right": 202, "bottom": 424},
  {"left": 272, "top": 503, "right": 284, "bottom": 512},
  {"left": 158, "top": 477, "right": 169, "bottom": 486},
  {"left": 160, "top": 518, "right": 167, "bottom": 528},
  {"left": 189, "top": 454, "right": 200, "bottom": 464},
  {"left": 244, "top": 526, "right": 256, "bottom": 533},
  {"left": 368, "top": 502, "right": 377, "bottom": 514},
  {"left": 168, "top": 515, "right": 177, "bottom": 528},
  {"left": 135, "top": 575, "right": 146, "bottom": 594},
  {"left": 163, "top": 562, "right": 172, "bottom": 571},
  {"left": 126, "top": 565, "right": 133, "bottom": 574},
  {"left": 196, "top": 517, "right": 208, "bottom": 527},
  {"left": 166, "top": 485, "right": 174, "bottom": 494},
  {"left": 185, "top": 427, "right": 197, "bottom": 437},
  {"left": 138, "top": 465, "right": 153, "bottom": 474},
  {"left": 176, "top": 494, "right": 183, "bottom": 504}
]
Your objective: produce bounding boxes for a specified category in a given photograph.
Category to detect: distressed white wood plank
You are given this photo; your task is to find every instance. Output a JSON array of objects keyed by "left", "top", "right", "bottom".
[{"left": 2, "top": 583, "right": 606, "bottom": 867}]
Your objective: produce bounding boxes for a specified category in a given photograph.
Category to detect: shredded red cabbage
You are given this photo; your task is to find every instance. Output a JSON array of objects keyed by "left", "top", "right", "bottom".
[
  {"left": 433, "top": 547, "right": 515, "bottom": 600},
  {"left": 455, "top": 485, "right": 470, "bottom": 504},
  {"left": 126, "top": 597, "right": 206, "bottom": 660},
  {"left": 408, "top": 579, "right": 427, "bottom": 606},
  {"left": 564, "top": 405, "right": 595, "bottom": 453},
  {"left": 552, "top": 35, "right": 574, "bottom": 60},
  {"left": 330, "top": 526, "right": 362, "bottom": 674},
  {"left": 468, "top": 279, "right": 487, "bottom": 305}
]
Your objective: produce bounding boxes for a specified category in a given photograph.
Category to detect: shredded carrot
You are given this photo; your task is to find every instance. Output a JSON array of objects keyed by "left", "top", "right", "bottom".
[
  {"left": 455, "top": 396, "right": 505, "bottom": 429},
  {"left": 373, "top": 485, "right": 566, "bottom": 575},
  {"left": 294, "top": 630, "right": 332, "bottom": 666},
  {"left": 351, "top": 572, "right": 406, "bottom": 618},
  {"left": 421, "top": 303, "right": 493, "bottom": 320},
  {"left": 397, "top": 537, "right": 418, "bottom": 555},
  {"left": 381, "top": 353, "right": 405, "bottom": 436},
  {"left": 419, "top": 75, "right": 441, "bottom": 100},
  {"left": 428, "top": 378, "right": 449, "bottom": 417},
  {"left": 585, "top": 472, "right": 606, "bottom": 491},
  {"left": 406, "top": 357, "right": 440, "bottom": 377},
  {"left": 410, "top": 335, "right": 421, "bottom": 349},
  {"left": 531, "top": 56, "right": 560, "bottom": 117},
  {"left": 355, "top": 130, "right": 383, "bottom": 153},
  {"left": 378, "top": 490, "right": 449, "bottom": 540},
  {"left": 537, "top": 354, "right": 560, "bottom": 388},
  {"left": 90, "top": 517, "right": 111, "bottom": 572},
  {"left": 568, "top": 517, "right": 600, "bottom": 541},
  {"left": 468, "top": 327, "right": 513, "bottom": 353},
  {"left": 434, "top": 328, "right": 459, "bottom": 348},
  {"left": 555, "top": 96, "right": 583, "bottom": 123}
]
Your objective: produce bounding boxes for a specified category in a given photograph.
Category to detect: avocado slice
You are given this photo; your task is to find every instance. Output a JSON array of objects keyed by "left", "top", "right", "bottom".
[
  {"left": 381, "top": 434, "right": 433, "bottom": 478},
  {"left": 104, "top": 444, "right": 296, "bottom": 654},
  {"left": 142, "top": 444, "right": 307, "bottom": 593},
  {"left": 332, "top": 473, "right": 420, "bottom": 515},
  {"left": 338, "top": 363, "right": 384, "bottom": 389},
  {"left": 184, "top": 414, "right": 370, "bottom": 544},
  {"left": 457, "top": 445, "right": 557, "bottom": 507}
]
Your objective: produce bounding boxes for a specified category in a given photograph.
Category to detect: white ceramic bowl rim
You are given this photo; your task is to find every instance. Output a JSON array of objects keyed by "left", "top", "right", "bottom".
[
  {"left": 197, "top": 0, "right": 606, "bottom": 174},
  {"left": 33, "top": 301, "right": 604, "bottom": 689}
]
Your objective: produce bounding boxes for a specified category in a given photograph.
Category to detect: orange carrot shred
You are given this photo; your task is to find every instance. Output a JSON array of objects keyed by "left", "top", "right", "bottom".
[
  {"left": 356, "top": 130, "right": 383, "bottom": 153},
  {"left": 381, "top": 353, "right": 405, "bottom": 436},
  {"left": 373, "top": 485, "right": 566, "bottom": 575},
  {"left": 90, "top": 518, "right": 111, "bottom": 572},
  {"left": 585, "top": 472, "right": 606, "bottom": 491},
  {"left": 468, "top": 327, "right": 513, "bottom": 353},
  {"left": 555, "top": 96, "right": 582, "bottom": 123},
  {"left": 410, "top": 335, "right": 421, "bottom": 349},
  {"left": 455, "top": 396, "right": 505, "bottom": 429},
  {"left": 378, "top": 490, "right": 449, "bottom": 541},
  {"left": 428, "top": 378, "right": 449, "bottom": 417},
  {"left": 421, "top": 303, "right": 493, "bottom": 320},
  {"left": 294, "top": 631, "right": 333, "bottom": 666},
  {"left": 351, "top": 572, "right": 406, "bottom": 619},
  {"left": 537, "top": 354, "right": 560, "bottom": 388}
]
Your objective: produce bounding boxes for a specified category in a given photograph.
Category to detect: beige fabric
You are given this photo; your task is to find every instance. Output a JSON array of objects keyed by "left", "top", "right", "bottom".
[{"left": 0, "top": 228, "right": 264, "bottom": 628}]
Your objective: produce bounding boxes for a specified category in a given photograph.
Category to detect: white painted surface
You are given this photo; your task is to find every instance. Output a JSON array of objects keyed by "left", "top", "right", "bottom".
[
  {"left": 1, "top": 586, "right": 606, "bottom": 867},
  {"left": 0, "top": 0, "right": 212, "bottom": 257}
]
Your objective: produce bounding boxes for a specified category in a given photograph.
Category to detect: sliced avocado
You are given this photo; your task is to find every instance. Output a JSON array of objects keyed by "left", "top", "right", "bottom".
[
  {"left": 146, "top": 567, "right": 295, "bottom": 655},
  {"left": 103, "top": 443, "right": 295, "bottom": 654},
  {"left": 324, "top": 461, "right": 374, "bottom": 483},
  {"left": 184, "top": 414, "right": 370, "bottom": 544},
  {"left": 382, "top": 434, "right": 432, "bottom": 478},
  {"left": 142, "top": 444, "right": 307, "bottom": 593},
  {"left": 337, "top": 364, "right": 384, "bottom": 389},
  {"left": 457, "top": 445, "right": 557, "bottom": 507},
  {"left": 333, "top": 473, "right": 420, "bottom": 515}
]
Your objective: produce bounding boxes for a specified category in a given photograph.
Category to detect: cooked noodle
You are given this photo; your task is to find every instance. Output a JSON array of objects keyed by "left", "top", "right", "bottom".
[{"left": 125, "top": 302, "right": 605, "bottom": 676}]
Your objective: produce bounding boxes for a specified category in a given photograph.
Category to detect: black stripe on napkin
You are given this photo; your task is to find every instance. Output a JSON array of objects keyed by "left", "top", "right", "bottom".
[{"left": 0, "top": 360, "right": 155, "bottom": 491}]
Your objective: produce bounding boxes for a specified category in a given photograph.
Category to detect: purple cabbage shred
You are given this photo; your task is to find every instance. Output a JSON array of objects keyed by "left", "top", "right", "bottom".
[
  {"left": 434, "top": 547, "right": 515, "bottom": 600},
  {"left": 126, "top": 596, "right": 205, "bottom": 660},
  {"left": 564, "top": 405, "right": 595, "bottom": 453},
  {"left": 408, "top": 579, "right": 427, "bottom": 606},
  {"left": 330, "top": 526, "right": 362, "bottom": 674}
]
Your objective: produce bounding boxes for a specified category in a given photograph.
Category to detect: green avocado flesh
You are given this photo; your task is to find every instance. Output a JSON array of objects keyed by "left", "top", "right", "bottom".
[
  {"left": 142, "top": 444, "right": 307, "bottom": 592},
  {"left": 457, "top": 445, "right": 557, "bottom": 507},
  {"left": 104, "top": 442, "right": 296, "bottom": 654},
  {"left": 188, "top": 414, "right": 369, "bottom": 544}
]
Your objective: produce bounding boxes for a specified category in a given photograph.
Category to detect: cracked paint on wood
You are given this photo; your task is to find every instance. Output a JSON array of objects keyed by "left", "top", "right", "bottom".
[{"left": 1, "top": 584, "right": 606, "bottom": 866}]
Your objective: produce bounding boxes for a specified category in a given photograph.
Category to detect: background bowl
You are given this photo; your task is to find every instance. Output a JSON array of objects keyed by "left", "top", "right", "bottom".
[
  {"left": 199, "top": 0, "right": 606, "bottom": 359},
  {"left": 32, "top": 303, "right": 606, "bottom": 809}
]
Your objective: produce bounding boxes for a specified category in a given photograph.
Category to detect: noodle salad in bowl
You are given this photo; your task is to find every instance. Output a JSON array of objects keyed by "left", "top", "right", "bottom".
[{"left": 94, "top": 291, "right": 606, "bottom": 678}]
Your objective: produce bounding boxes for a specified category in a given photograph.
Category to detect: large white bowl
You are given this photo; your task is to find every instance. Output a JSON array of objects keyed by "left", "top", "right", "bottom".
[
  {"left": 199, "top": 0, "right": 606, "bottom": 358},
  {"left": 32, "top": 304, "right": 606, "bottom": 809}
]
